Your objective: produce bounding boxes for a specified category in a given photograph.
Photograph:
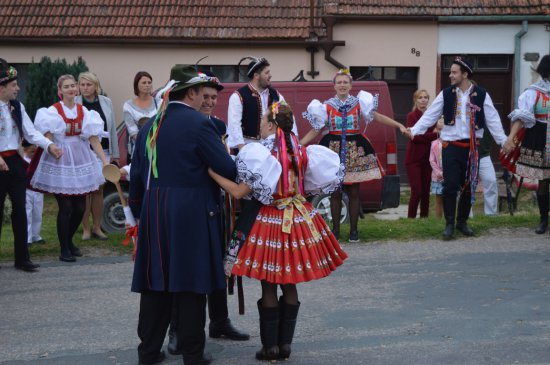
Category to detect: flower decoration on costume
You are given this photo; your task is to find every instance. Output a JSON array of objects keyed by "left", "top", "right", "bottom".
[
  {"left": 270, "top": 100, "right": 288, "bottom": 121},
  {"left": 335, "top": 68, "right": 353, "bottom": 80},
  {"left": 0, "top": 66, "right": 17, "bottom": 84}
]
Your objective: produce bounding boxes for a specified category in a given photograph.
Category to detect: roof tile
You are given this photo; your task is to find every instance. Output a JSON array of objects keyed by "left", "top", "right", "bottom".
[{"left": 0, "top": 1, "right": 546, "bottom": 41}]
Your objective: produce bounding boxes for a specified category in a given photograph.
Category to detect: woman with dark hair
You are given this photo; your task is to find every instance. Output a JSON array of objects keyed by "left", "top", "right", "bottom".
[
  {"left": 300, "top": 69, "right": 408, "bottom": 242},
  {"left": 209, "top": 101, "right": 347, "bottom": 361},
  {"left": 31, "top": 74, "right": 107, "bottom": 262},
  {"left": 405, "top": 89, "right": 438, "bottom": 218},
  {"left": 76, "top": 71, "right": 119, "bottom": 240},
  {"left": 123, "top": 71, "right": 157, "bottom": 160},
  {"left": 503, "top": 54, "right": 550, "bottom": 233}
]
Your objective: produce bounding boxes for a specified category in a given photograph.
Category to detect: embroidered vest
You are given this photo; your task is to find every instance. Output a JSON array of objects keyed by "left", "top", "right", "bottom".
[
  {"left": 442, "top": 85, "right": 486, "bottom": 130},
  {"left": 53, "top": 102, "right": 84, "bottom": 136},
  {"left": 325, "top": 98, "right": 361, "bottom": 133},
  {"left": 8, "top": 100, "right": 23, "bottom": 138},
  {"left": 236, "top": 85, "right": 279, "bottom": 140},
  {"left": 534, "top": 90, "right": 549, "bottom": 121}
]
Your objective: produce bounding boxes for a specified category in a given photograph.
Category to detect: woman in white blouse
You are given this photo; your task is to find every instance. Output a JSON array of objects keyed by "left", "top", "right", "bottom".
[
  {"left": 123, "top": 71, "right": 157, "bottom": 162},
  {"left": 300, "top": 69, "right": 407, "bottom": 242},
  {"left": 31, "top": 74, "right": 107, "bottom": 262}
]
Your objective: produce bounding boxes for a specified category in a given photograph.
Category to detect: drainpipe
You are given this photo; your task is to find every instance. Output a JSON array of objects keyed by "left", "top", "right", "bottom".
[{"left": 513, "top": 20, "right": 528, "bottom": 107}]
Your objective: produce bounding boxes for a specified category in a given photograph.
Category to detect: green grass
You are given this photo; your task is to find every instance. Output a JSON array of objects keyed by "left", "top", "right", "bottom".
[
  {"left": 0, "top": 195, "right": 130, "bottom": 262},
  {"left": 0, "top": 188, "right": 540, "bottom": 261}
]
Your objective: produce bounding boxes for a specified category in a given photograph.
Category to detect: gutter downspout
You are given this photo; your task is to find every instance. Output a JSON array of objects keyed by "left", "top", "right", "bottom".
[{"left": 514, "top": 21, "right": 528, "bottom": 107}]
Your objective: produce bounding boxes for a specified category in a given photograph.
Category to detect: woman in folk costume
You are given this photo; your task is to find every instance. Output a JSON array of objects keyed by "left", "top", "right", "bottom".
[
  {"left": 31, "top": 74, "right": 107, "bottom": 262},
  {"left": 502, "top": 55, "right": 550, "bottom": 233},
  {"left": 208, "top": 101, "right": 347, "bottom": 361},
  {"left": 300, "top": 69, "right": 408, "bottom": 242}
]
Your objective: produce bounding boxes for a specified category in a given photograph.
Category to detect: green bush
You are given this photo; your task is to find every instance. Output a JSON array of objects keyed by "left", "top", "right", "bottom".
[{"left": 24, "top": 56, "right": 88, "bottom": 120}]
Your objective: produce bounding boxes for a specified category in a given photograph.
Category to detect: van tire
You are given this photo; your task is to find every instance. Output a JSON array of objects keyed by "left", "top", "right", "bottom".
[
  {"left": 310, "top": 193, "right": 350, "bottom": 224},
  {"left": 101, "top": 191, "right": 128, "bottom": 233}
]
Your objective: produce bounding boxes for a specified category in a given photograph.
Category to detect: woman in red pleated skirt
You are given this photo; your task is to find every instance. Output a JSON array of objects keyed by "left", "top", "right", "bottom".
[{"left": 209, "top": 101, "right": 347, "bottom": 362}]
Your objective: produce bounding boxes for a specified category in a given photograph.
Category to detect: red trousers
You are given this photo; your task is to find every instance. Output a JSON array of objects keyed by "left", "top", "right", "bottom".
[{"left": 406, "top": 159, "right": 432, "bottom": 218}]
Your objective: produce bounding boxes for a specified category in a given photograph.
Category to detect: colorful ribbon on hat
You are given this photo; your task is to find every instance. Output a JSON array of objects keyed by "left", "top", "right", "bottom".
[{"left": 274, "top": 194, "right": 321, "bottom": 241}]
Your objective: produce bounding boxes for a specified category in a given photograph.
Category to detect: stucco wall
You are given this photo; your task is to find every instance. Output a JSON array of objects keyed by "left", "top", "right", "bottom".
[{"left": 328, "top": 22, "right": 439, "bottom": 98}]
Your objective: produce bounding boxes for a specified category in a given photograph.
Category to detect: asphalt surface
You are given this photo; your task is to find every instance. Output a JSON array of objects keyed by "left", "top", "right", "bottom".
[{"left": 0, "top": 227, "right": 549, "bottom": 365}]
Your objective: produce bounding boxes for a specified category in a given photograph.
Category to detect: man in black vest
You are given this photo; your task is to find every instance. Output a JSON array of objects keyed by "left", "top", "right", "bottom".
[
  {"left": 0, "top": 59, "right": 62, "bottom": 271},
  {"left": 227, "top": 56, "right": 297, "bottom": 151},
  {"left": 408, "top": 57, "right": 512, "bottom": 240},
  {"left": 166, "top": 71, "right": 249, "bottom": 356}
]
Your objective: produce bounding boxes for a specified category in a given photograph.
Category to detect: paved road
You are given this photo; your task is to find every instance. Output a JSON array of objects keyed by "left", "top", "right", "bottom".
[{"left": 1, "top": 228, "right": 549, "bottom": 365}]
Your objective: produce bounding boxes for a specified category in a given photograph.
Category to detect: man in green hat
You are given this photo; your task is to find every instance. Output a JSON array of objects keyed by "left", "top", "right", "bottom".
[{"left": 129, "top": 64, "right": 236, "bottom": 365}]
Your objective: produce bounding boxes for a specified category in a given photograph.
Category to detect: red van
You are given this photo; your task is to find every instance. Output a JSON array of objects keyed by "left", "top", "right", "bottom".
[{"left": 101, "top": 81, "right": 400, "bottom": 232}]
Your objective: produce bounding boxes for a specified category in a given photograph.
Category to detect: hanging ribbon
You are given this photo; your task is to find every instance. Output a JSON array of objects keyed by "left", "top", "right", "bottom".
[
  {"left": 466, "top": 100, "right": 481, "bottom": 205},
  {"left": 146, "top": 84, "right": 176, "bottom": 178},
  {"left": 338, "top": 103, "right": 351, "bottom": 189},
  {"left": 122, "top": 225, "right": 139, "bottom": 261},
  {"left": 274, "top": 194, "right": 321, "bottom": 241}
]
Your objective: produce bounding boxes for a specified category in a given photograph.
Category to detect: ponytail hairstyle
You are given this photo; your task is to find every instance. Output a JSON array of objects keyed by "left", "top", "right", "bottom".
[{"left": 266, "top": 101, "right": 299, "bottom": 174}]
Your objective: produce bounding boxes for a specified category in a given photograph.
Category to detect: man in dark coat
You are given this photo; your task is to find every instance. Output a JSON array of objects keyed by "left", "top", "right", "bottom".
[
  {"left": 129, "top": 64, "right": 236, "bottom": 365},
  {"left": 166, "top": 71, "right": 249, "bottom": 355}
]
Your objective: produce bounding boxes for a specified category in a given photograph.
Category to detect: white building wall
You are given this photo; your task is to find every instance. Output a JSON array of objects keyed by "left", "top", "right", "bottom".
[{"left": 439, "top": 23, "right": 550, "bottom": 97}]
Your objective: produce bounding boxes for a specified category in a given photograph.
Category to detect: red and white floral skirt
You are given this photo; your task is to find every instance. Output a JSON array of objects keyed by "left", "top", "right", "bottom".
[{"left": 231, "top": 200, "right": 347, "bottom": 284}]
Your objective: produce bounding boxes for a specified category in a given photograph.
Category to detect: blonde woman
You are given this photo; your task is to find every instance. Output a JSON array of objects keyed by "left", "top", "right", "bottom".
[
  {"left": 31, "top": 74, "right": 107, "bottom": 262},
  {"left": 405, "top": 89, "right": 437, "bottom": 218},
  {"left": 76, "top": 72, "right": 119, "bottom": 240}
]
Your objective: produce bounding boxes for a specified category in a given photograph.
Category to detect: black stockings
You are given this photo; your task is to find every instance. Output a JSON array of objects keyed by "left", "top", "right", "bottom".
[
  {"left": 260, "top": 281, "right": 298, "bottom": 308},
  {"left": 55, "top": 194, "right": 86, "bottom": 248},
  {"left": 330, "top": 183, "right": 360, "bottom": 233}
]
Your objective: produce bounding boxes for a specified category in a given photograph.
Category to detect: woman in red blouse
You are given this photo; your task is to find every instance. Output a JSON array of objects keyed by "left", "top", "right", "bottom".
[{"left": 405, "top": 89, "right": 438, "bottom": 218}]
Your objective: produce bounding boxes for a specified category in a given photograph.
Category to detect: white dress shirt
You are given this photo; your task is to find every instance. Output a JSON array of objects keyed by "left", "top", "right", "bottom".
[
  {"left": 410, "top": 84, "right": 507, "bottom": 146},
  {"left": 0, "top": 100, "right": 52, "bottom": 152},
  {"left": 227, "top": 84, "right": 298, "bottom": 148}
]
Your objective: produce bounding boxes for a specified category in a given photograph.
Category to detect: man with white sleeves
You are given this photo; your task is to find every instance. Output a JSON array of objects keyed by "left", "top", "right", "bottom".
[
  {"left": 408, "top": 57, "right": 513, "bottom": 240},
  {"left": 227, "top": 56, "right": 297, "bottom": 151},
  {"left": 0, "top": 59, "right": 62, "bottom": 271}
]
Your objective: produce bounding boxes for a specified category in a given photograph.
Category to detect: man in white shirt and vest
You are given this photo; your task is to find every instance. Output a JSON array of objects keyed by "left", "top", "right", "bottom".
[
  {"left": 226, "top": 56, "right": 297, "bottom": 151},
  {"left": 408, "top": 57, "right": 513, "bottom": 240},
  {"left": 0, "top": 59, "right": 62, "bottom": 271}
]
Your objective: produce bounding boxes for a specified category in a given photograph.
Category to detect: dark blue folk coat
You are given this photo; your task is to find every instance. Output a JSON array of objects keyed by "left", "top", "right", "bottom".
[{"left": 129, "top": 102, "right": 236, "bottom": 294}]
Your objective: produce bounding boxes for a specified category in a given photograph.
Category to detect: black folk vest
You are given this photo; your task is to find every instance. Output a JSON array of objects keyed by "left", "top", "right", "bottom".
[
  {"left": 8, "top": 100, "right": 24, "bottom": 139},
  {"left": 236, "top": 85, "right": 279, "bottom": 140},
  {"left": 442, "top": 85, "right": 486, "bottom": 130}
]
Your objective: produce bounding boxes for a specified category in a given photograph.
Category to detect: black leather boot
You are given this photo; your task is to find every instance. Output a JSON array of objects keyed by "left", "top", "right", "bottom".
[
  {"left": 442, "top": 195, "right": 456, "bottom": 240},
  {"left": 255, "top": 300, "right": 279, "bottom": 361},
  {"left": 535, "top": 194, "right": 549, "bottom": 234},
  {"left": 456, "top": 192, "right": 474, "bottom": 236},
  {"left": 278, "top": 297, "right": 300, "bottom": 360}
]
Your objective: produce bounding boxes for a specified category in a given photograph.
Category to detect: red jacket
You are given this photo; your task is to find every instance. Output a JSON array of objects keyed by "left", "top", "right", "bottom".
[{"left": 405, "top": 108, "right": 438, "bottom": 165}]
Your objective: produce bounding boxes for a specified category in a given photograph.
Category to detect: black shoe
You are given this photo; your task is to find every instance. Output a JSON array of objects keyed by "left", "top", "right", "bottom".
[
  {"left": 186, "top": 353, "right": 212, "bottom": 365},
  {"left": 348, "top": 231, "right": 359, "bottom": 243},
  {"left": 14, "top": 260, "right": 40, "bottom": 272},
  {"left": 167, "top": 330, "right": 181, "bottom": 355},
  {"left": 139, "top": 350, "right": 165, "bottom": 365},
  {"left": 209, "top": 319, "right": 250, "bottom": 341},
  {"left": 456, "top": 222, "right": 474, "bottom": 236},
  {"left": 69, "top": 243, "right": 82, "bottom": 257},
  {"left": 535, "top": 220, "right": 548, "bottom": 234},
  {"left": 442, "top": 224, "right": 454, "bottom": 240},
  {"left": 59, "top": 253, "right": 76, "bottom": 262},
  {"left": 33, "top": 239, "right": 46, "bottom": 245}
]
